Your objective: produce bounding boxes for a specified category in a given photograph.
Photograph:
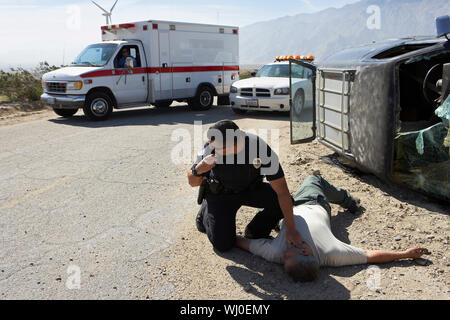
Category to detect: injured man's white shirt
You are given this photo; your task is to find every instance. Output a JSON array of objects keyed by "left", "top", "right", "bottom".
[{"left": 249, "top": 204, "right": 367, "bottom": 267}]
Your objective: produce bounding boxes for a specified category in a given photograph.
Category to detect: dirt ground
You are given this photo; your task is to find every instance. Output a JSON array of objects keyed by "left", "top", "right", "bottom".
[
  {"left": 1, "top": 105, "right": 448, "bottom": 300},
  {"left": 0, "top": 101, "right": 53, "bottom": 127},
  {"left": 161, "top": 123, "right": 450, "bottom": 300}
]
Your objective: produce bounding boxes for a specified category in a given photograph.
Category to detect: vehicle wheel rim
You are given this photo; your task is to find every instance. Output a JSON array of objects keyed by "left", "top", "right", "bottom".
[
  {"left": 91, "top": 98, "right": 108, "bottom": 116},
  {"left": 200, "top": 91, "right": 212, "bottom": 107},
  {"left": 294, "top": 93, "right": 304, "bottom": 114}
]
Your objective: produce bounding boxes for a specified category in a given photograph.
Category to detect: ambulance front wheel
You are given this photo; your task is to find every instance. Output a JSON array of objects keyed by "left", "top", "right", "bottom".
[
  {"left": 83, "top": 92, "right": 113, "bottom": 121},
  {"left": 188, "top": 86, "right": 214, "bottom": 111}
]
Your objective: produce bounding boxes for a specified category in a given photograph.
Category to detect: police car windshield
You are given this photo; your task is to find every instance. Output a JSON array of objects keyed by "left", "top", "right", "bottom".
[
  {"left": 71, "top": 43, "right": 118, "bottom": 67},
  {"left": 256, "top": 64, "right": 304, "bottom": 78}
]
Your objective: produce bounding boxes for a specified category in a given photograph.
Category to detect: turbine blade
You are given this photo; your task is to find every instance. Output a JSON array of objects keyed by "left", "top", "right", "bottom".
[
  {"left": 110, "top": 0, "right": 119, "bottom": 13},
  {"left": 91, "top": 1, "right": 110, "bottom": 15}
]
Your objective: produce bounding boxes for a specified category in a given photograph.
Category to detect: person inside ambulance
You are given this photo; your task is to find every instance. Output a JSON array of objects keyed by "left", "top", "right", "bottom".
[{"left": 118, "top": 47, "right": 137, "bottom": 68}]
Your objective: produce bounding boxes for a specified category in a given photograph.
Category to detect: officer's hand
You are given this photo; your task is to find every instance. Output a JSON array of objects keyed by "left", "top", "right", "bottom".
[
  {"left": 286, "top": 228, "right": 303, "bottom": 249},
  {"left": 197, "top": 154, "right": 217, "bottom": 174}
]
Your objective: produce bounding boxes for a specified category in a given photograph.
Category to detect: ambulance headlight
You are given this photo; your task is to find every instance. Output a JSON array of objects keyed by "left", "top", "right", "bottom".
[
  {"left": 274, "top": 87, "right": 290, "bottom": 95},
  {"left": 230, "top": 86, "right": 238, "bottom": 93},
  {"left": 66, "top": 81, "right": 83, "bottom": 90}
]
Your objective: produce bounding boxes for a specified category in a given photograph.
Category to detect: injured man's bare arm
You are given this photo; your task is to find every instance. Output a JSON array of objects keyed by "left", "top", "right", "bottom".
[{"left": 236, "top": 231, "right": 429, "bottom": 282}]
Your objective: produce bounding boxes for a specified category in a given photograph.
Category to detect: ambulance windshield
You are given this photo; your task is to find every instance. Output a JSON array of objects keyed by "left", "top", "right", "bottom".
[{"left": 71, "top": 43, "right": 118, "bottom": 67}]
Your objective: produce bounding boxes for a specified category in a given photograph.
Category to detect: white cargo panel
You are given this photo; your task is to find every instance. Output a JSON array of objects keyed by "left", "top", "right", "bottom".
[{"left": 317, "top": 69, "right": 354, "bottom": 154}]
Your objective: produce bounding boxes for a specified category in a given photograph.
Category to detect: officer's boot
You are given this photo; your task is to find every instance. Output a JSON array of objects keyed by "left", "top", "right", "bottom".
[{"left": 196, "top": 200, "right": 207, "bottom": 233}]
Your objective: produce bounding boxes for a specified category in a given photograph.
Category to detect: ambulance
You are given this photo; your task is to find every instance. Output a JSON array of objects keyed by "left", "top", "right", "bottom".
[
  {"left": 40, "top": 20, "right": 239, "bottom": 120},
  {"left": 229, "top": 55, "right": 314, "bottom": 114}
]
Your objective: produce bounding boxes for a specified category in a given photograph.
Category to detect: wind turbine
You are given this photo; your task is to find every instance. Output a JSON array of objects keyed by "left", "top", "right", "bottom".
[{"left": 91, "top": 0, "right": 119, "bottom": 25}]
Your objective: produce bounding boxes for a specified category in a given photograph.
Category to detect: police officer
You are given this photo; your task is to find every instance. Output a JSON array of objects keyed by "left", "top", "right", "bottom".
[{"left": 187, "top": 120, "right": 304, "bottom": 252}]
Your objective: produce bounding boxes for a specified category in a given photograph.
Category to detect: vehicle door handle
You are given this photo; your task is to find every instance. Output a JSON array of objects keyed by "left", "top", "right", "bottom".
[
  {"left": 142, "top": 76, "right": 145, "bottom": 82},
  {"left": 162, "top": 63, "right": 168, "bottom": 68},
  {"left": 186, "top": 77, "right": 191, "bottom": 83}
]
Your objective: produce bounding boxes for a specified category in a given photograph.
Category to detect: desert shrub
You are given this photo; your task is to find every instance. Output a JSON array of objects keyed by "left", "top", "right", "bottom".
[{"left": 0, "top": 62, "right": 59, "bottom": 102}]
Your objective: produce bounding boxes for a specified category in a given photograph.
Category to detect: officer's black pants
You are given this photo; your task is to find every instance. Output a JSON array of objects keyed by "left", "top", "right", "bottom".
[{"left": 202, "top": 182, "right": 283, "bottom": 252}]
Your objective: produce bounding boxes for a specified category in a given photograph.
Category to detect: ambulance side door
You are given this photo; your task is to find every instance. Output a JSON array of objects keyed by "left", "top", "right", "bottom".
[{"left": 113, "top": 42, "right": 148, "bottom": 105}]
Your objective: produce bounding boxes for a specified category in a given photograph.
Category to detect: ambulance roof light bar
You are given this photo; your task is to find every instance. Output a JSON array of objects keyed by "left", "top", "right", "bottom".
[{"left": 101, "top": 23, "right": 135, "bottom": 30}]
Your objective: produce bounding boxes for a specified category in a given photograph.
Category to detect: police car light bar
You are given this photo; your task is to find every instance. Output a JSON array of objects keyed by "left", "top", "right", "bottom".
[{"left": 275, "top": 55, "right": 314, "bottom": 61}]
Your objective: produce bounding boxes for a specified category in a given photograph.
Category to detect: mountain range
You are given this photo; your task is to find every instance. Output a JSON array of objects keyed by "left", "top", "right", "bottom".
[{"left": 239, "top": 0, "right": 450, "bottom": 64}]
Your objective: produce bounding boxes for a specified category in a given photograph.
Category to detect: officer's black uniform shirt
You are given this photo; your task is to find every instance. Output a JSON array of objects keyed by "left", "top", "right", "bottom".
[{"left": 192, "top": 132, "right": 284, "bottom": 193}]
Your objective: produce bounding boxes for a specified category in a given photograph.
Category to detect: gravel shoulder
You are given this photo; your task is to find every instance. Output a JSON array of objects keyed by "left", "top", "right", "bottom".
[
  {"left": 161, "top": 119, "right": 450, "bottom": 300},
  {"left": 0, "top": 102, "right": 53, "bottom": 127}
]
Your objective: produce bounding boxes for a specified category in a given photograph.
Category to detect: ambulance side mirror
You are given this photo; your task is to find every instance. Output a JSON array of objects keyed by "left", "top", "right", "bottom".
[{"left": 251, "top": 72, "right": 257, "bottom": 77}]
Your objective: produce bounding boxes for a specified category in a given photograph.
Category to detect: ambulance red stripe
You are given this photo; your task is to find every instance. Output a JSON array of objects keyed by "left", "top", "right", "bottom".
[{"left": 80, "top": 65, "right": 240, "bottom": 78}]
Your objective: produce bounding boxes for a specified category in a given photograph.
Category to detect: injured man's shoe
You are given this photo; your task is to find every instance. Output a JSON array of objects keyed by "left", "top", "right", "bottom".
[{"left": 347, "top": 197, "right": 361, "bottom": 214}]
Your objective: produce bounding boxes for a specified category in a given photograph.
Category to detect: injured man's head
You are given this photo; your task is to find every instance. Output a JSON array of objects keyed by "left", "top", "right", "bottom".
[{"left": 283, "top": 244, "right": 319, "bottom": 282}]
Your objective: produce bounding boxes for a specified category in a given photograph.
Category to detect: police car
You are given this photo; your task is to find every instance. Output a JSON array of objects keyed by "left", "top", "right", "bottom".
[{"left": 230, "top": 55, "right": 314, "bottom": 114}]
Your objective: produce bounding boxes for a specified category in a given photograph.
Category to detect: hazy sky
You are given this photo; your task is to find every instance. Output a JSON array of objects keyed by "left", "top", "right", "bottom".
[{"left": 0, "top": 0, "right": 361, "bottom": 69}]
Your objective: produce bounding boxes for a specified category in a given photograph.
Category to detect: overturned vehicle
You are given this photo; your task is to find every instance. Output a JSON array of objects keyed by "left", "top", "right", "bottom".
[{"left": 289, "top": 16, "right": 450, "bottom": 201}]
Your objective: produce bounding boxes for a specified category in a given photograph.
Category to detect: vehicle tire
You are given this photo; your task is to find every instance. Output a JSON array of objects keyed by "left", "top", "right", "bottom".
[
  {"left": 154, "top": 100, "right": 173, "bottom": 108},
  {"left": 293, "top": 89, "right": 305, "bottom": 115},
  {"left": 83, "top": 91, "right": 114, "bottom": 121},
  {"left": 232, "top": 108, "right": 247, "bottom": 115},
  {"left": 217, "top": 95, "right": 230, "bottom": 106},
  {"left": 53, "top": 108, "right": 78, "bottom": 118},
  {"left": 188, "top": 86, "right": 214, "bottom": 111}
]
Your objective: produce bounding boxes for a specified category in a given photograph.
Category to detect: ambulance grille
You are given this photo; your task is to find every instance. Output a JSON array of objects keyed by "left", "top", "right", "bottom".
[{"left": 46, "top": 82, "right": 67, "bottom": 93}]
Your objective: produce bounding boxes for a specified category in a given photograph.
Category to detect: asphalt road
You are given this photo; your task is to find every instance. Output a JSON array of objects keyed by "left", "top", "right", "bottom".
[{"left": 0, "top": 103, "right": 290, "bottom": 299}]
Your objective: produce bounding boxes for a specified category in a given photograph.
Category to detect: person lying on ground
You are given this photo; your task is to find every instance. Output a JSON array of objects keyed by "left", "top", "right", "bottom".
[{"left": 235, "top": 174, "right": 430, "bottom": 282}]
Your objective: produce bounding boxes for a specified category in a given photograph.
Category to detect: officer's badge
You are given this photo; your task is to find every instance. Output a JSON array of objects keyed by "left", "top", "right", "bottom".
[{"left": 253, "top": 158, "right": 262, "bottom": 169}]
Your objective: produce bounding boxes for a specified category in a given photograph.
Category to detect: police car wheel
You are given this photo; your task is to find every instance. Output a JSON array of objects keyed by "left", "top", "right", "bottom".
[
  {"left": 83, "top": 92, "right": 113, "bottom": 121},
  {"left": 293, "top": 90, "right": 305, "bottom": 115},
  {"left": 53, "top": 108, "right": 78, "bottom": 118},
  {"left": 232, "top": 108, "right": 247, "bottom": 115},
  {"left": 189, "top": 87, "right": 213, "bottom": 110}
]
